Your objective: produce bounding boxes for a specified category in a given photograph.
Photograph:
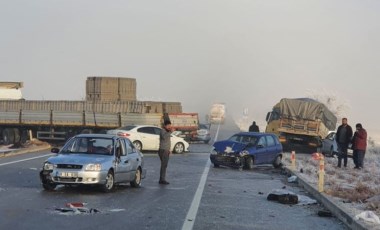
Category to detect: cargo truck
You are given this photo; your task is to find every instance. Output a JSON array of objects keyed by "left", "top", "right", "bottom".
[
  {"left": 265, "top": 98, "right": 337, "bottom": 152},
  {"left": 0, "top": 77, "right": 198, "bottom": 145}
]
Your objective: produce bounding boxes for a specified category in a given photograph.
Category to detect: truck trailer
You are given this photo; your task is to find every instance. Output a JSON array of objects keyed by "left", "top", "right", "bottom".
[{"left": 265, "top": 98, "right": 337, "bottom": 152}]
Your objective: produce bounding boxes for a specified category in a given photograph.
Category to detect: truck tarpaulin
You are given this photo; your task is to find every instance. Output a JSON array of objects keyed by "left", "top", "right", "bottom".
[{"left": 278, "top": 98, "right": 337, "bottom": 130}]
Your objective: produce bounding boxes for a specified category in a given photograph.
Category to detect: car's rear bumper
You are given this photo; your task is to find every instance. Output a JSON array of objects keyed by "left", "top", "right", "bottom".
[{"left": 210, "top": 154, "right": 242, "bottom": 168}]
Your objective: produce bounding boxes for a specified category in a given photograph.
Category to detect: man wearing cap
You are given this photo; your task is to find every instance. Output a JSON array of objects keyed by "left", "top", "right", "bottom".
[
  {"left": 352, "top": 123, "right": 367, "bottom": 169},
  {"left": 158, "top": 120, "right": 172, "bottom": 185}
]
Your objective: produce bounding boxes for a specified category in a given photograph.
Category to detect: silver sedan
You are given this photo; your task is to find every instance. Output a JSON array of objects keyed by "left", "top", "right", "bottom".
[{"left": 39, "top": 134, "right": 146, "bottom": 192}]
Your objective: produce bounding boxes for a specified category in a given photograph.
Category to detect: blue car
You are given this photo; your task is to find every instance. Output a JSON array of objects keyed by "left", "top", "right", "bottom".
[{"left": 210, "top": 132, "right": 283, "bottom": 170}]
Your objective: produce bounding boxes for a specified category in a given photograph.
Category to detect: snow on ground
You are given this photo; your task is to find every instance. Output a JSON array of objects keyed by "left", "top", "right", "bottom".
[{"left": 284, "top": 146, "right": 380, "bottom": 218}]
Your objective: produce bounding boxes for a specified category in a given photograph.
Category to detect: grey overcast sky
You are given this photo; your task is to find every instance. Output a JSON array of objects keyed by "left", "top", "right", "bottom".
[{"left": 1, "top": 0, "right": 380, "bottom": 140}]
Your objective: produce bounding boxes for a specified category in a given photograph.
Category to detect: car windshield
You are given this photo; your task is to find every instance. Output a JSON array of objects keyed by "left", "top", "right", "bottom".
[
  {"left": 60, "top": 137, "right": 114, "bottom": 155},
  {"left": 228, "top": 135, "right": 258, "bottom": 145}
]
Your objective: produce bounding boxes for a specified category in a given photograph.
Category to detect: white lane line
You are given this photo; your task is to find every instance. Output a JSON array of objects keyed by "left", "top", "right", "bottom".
[
  {"left": 182, "top": 159, "right": 211, "bottom": 230},
  {"left": 0, "top": 154, "right": 54, "bottom": 167}
]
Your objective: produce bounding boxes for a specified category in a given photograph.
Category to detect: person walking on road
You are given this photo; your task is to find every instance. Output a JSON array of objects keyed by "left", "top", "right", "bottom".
[
  {"left": 249, "top": 121, "right": 260, "bottom": 132},
  {"left": 352, "top": 123, "right": 367, "bottom": 169},
  {"left": 158, "top": 120, "right": 172, "bottom": 185},
  {"left": 336, "top": 118, "right": 353, "bottom": 168}
]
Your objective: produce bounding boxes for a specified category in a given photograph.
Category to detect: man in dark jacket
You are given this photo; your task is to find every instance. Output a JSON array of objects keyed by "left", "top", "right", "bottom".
[
  {"left": 158, "top": 120, "right": 173, "bottom": 185},
  {"left": 352, "top": 123, "right": 367, "bottom": 169},
  {"left": 249, "top": 121, "right": 259, "bottom": 132},
  {"left": 336, "top": 118, "right": 353, "bottom": 168}
]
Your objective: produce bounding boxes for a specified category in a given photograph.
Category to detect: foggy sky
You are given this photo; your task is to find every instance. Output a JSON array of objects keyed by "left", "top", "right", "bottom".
[{"left": 1, "top": 0, "right": 380, "bottom": 140}]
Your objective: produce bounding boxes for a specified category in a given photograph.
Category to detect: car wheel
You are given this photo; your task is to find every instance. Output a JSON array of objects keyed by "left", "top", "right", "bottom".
[
  {"left": 130, "top": 168, "right": 142, "bottom": 188},
  {"left": 213, "top": 163, "right": 220, "bottom": 168},
  {"left": 273, "top": 155, "right": 282, "bottom": 168},
  {"left": 173, "top": 142, "right": 185, "bottom": 154},
  {"left": 101, "top": 170, "right": 115, "bottom": 192},
  {"left": 244, "top": 156, "right": 254, "bottom": 170},
  {"left": 42, "top": 182, "right": 56, "bottom": 191},
  {"left": 133, "top": 141, "right": 142, "bottom": 151}
]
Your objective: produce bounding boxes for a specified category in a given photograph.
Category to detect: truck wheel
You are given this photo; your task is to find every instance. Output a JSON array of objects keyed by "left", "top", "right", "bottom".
[
  {"left": 244, "top": 156, "right": 254, "bottom": 170},
  {"left": 2, "top": 128, "right": 14, "bottom": 145},
  {"left": 13, "top": 128, "right": 20, "bottom": 144},
  {"left": 173, "top": 142, "right": 184, "bottom": 154},
  {"left": 20, "top": 130, "right": 28, "bottom": 144}
]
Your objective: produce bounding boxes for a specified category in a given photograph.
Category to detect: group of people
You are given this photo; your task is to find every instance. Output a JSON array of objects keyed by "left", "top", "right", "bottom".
[{"left": 335, "top": 118, "right": 367, "bottom": 169}]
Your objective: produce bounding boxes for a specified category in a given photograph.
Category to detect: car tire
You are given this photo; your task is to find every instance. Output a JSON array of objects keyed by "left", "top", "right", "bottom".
[
  {"left": 130, "top": 168, "right": 142, "bottom": 188},
  {"left": 273, "top": 155, "right": 282, "bottom": 168},
  {"left": 133, "top": 141, "right": 143, "bottom": 151},
  {"left": 42, "top": 182, "right": 56, "bottom": 191},
  {"left": 173, "top": 142, "right": 185, "bottom": 154},
  {"left": 244, "top": 156, "right": 254, "bottom": 170},
  {"left": 101, "top": 170, "right": 115, "bottom": 192},
  {"left": 213, "top": 163, "right": 220, "bottom": 168}
]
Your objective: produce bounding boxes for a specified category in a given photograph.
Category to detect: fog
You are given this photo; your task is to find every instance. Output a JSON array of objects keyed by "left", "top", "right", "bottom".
[{"left": 1, "top": 0, "right": 380, "bottom": 141}]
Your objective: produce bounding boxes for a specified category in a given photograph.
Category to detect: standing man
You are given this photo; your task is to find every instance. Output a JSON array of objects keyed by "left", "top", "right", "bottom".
[
  {"left": 336, "top": 118, "right": 353, "bottom": 168},
  {"left": 249, "top": 121, "right": 260, "bottom": 132},
  {"left": 158, "top": 120, "right": 172, "bottom": 185},
  {"left": 352, "top": 123, "right": 367, "bottom": 169}
]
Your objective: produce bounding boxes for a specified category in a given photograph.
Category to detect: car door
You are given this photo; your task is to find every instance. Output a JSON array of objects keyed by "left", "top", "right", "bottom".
[
  {"left": 114, "top": 139, "right": 132, "bottom": 182},
  {"left": 265, "top": 135, "right": 277, "bottom": 163},
  {"left": 254, "top": 136, "right": 267, "bottom": 164},
  {"left": 137, "top": 127, "right": 158, "bottom": 151}
]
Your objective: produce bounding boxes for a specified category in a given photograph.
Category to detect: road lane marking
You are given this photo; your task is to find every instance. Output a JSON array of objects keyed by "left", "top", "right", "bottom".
[
  {"left": 182, "top": 159, "right": 211, "bottom": 230},
  {"left": 0, "top": 154, "right": 54, "bottom": 167}
]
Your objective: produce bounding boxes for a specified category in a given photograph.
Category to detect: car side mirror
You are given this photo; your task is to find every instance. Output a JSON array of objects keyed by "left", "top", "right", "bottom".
[{"left": 51, "top": 148, "right": 60, "bottom": 153}]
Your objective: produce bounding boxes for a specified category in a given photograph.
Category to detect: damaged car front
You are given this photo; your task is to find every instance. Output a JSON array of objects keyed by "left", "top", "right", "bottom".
[{"left": 210, "top": 132, "right": 283, "bottom": 170}]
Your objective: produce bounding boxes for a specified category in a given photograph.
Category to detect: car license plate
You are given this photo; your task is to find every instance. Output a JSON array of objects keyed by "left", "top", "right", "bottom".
[{"left": 60, "top": 172, "right": 78, "bottom": 178}]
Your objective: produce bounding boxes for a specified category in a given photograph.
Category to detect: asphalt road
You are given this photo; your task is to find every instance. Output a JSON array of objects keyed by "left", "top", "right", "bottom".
[{"left": 0, "top": 140, "right": 349, "bottom": 230}]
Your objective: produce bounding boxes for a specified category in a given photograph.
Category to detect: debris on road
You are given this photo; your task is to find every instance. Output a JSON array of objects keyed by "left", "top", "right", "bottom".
[
  {"left": 54, "top": 202, "right": 100, "bottom": 215},
  {"left": 354, "top": 211, "right": 380, "bottom": 224},
  {"left": 267, "top": 189, "right": 317, "bottom": 206},
  {"left": 287, "top": 175, "right": 298, "bottom": 183},
  {"left": 318, "top": 210, "right": 333, "bottom": 217}
]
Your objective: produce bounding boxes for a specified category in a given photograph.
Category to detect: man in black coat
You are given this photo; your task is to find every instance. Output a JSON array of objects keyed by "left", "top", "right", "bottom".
[
  {"left": 336, "top": 118, "right": 353, "bottom": 168},
  {"left": 249, "top": 121, "right": 260, "bottom": 132}
]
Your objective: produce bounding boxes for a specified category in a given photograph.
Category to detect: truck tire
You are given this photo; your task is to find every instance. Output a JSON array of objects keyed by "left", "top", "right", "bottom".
[
  {"left": 2, "top": 128, "right": 14, "bottom": 145},
  {"left": 20, "top": 130, "right": 28, "bottom": 144},
  {"left": 13, "top": 128, "right": 20, "bottom": 144}
]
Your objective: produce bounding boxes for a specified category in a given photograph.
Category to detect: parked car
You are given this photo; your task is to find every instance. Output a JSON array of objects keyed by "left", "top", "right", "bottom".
[
  {"left": 320, "top": 131, "right": 353, "bottom": 157},
  {"left": 107, "top": 125, "right": 189, "bottom": 153},
  {"left": 39, "top": 134, "right": 146, "bottom": 192},
  {"left": 210, "top": 132, "right": 283, "bottom": 169}
]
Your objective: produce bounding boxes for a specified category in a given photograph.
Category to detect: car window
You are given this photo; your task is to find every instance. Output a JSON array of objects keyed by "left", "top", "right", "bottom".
[
  {"left": 257, "top": 137, "right": 267, "bottom": 147},
  {"left": 153, "top": 127, "right": 162, "bottom": 135},
  {"left": 137, "top": 127, "right": 156, "bottom": 134},
  {"left": 123, "top": 139, "right": 134, "bottom": 154},
  {"left": 118, "top": 125, "right": 136, "bottom": 131},
  {"left": 115, "top": 140, "right": 126, "bottom": 156},
  {"left": 266, "top": 135, "right": 275, "bottom": 147},
  {"left": 273, "top": 136, "right": 280, "bottom": 145},
  {"left": 326, "top": 132, "right": 335, "bottom": 140}
]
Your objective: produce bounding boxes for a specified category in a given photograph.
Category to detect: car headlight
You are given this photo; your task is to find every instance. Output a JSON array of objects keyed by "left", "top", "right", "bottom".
[
  {"left": 85, "top": 164, "right": 102, "bottom": 171},
  {"left": 43, "top": 162, "right": 55, "bottom": 171},
  {"left": 239, "top": 150, "right": 249, "bottom": 156}
]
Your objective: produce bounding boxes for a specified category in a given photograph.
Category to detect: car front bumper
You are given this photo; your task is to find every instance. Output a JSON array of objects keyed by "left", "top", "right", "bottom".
[
  {"left": 210, "top": 154, "right": 243, "bottom": 168},
  {"left": 40, "top": 169, "right": 108, "bottom": 185}
]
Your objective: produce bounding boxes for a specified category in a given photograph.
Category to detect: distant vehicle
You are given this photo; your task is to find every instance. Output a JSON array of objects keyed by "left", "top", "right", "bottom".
[
  {"left": 320, "top": 131, "right": 353, "bottom": 157},
  {"left": 265, "top": 98, "right": 337, "bottom": 152},
  {"left": 39, "top": 134, "right": 146, "bottom": 192},
  {"left": 189, "top": 123, "right": 211, "bottom": 144},
  {"left": 107, "top": 125, "right": 189, "bottom": 153},
  {"left": 210, "top": 103, "right": 225, "bottom": 124},
  {"left": 210, "top": 132, "right": 283, "bottom": 170}
]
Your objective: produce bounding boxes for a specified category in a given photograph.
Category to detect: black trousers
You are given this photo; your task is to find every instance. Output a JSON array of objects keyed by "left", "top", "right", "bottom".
[
  {"left": 353, "top": 150, "right": 365, "bottom": 168},
  {"left": 158, "top": 149, "right": 170, "bottom": 181},
  {"left": 337, "top": 143, "right": 348, "bottom": 167}
]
